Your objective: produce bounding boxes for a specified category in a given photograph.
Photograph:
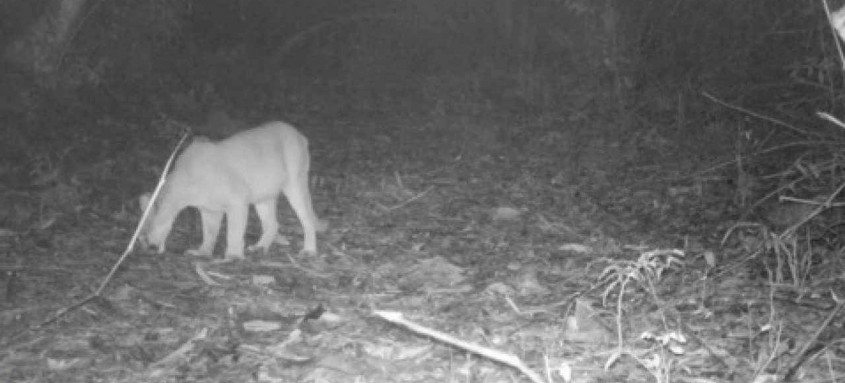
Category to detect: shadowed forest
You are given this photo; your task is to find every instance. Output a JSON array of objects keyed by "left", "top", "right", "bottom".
[{"left": 2, "top": 0, "right": 845, "bottom": 382}]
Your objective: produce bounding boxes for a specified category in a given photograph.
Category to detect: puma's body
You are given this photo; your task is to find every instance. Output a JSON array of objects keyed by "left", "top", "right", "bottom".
[{"left": 140, "top": 121, "right": 318, "bottom": 259}]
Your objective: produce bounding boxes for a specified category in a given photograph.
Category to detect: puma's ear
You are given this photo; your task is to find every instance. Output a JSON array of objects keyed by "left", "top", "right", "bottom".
[{"left": 138, "top": 192, "right": 152, "bottom": 211}]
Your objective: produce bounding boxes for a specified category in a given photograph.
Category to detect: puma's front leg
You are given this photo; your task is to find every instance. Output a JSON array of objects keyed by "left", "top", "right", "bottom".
[
  {"left": 247, "top": 198, "right": 279, "bottom": 254},
  {"left": 223, "top": 203, "right": 249, "bottom": 260},
  {"left": 185, "top": 209, "right": 222, "bottom": 256}
]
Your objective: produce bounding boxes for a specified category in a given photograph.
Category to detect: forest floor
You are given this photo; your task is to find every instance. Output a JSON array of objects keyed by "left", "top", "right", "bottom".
[{"left": 1, "top": 111, "right": 843, "bottom": 382}]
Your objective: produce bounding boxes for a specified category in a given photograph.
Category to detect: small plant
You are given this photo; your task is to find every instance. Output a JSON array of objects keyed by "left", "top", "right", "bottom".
[
  {"left": 637, "top": 329, "right": 688, "bottom": 383},
  {"left": 723, "top": 216, "right": 825, "bottom": 292},
  {"left": 597, "top": 249, "right": 685, "bottom": 381}
]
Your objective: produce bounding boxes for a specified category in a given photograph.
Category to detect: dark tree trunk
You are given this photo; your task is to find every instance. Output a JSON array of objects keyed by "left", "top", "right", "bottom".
[{"left": 3, "top": 0, "right": 88, "bottom": 77}]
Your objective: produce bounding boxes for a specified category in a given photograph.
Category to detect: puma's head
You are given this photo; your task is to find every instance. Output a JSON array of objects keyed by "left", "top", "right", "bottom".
[{"left": 137, "top": 192, "right": 174, "bottom": 254}]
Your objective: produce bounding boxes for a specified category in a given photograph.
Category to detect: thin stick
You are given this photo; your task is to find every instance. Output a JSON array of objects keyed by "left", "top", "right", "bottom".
[
  {"left": 779, "top": 195, "right": 845, "bottom": 207},
  {"left": 691, "top": 140, "right": 827, "bottom": 177},
  {"left": 817, "top": 111, "right": 845, "bottom": 130},
  {"left": 783, "top": 298, "right": 845, "bottom": 380},
  {"left": 96, "top": 133, "right": 189, "bottom": 294},
  {"left": 374, "top": 310, "right": 547, "bottom": 383},
  {"left": 384, "top": 185, "right": 435, "bottom": 211},
  {"left": 701, "top": 91, "right": 816, "bottom": 138},
  {"left": 782, "top": 179, "right": 845, "bottom": 236},
  {"left": 38, "top": 133, "right": 189, "bottom": 327}
]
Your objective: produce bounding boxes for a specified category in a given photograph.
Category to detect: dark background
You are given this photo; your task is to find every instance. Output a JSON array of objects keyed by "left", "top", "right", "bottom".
[{"left": 1, "top": 0, "right": 831, "bottom": 133}]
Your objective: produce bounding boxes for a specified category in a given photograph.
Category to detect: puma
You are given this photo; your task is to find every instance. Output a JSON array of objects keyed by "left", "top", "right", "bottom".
[{"left": 139, "top": 121, "right": 319, "bottom": 259}]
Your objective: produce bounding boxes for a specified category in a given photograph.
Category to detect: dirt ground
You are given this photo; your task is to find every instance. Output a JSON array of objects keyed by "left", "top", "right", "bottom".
[{"left": 1, "top": 110, "right": 842, "bottom": 383}]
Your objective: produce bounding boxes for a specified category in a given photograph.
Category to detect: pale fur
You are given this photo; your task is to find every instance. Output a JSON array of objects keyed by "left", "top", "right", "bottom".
[{"left": 139, "top": 121, "right": 318, "bottom": 259}]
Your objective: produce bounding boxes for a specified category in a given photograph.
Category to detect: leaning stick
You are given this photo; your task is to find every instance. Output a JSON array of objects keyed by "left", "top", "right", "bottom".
[{"left": 38, "top": 133, "right": 189, "bottom": 327}]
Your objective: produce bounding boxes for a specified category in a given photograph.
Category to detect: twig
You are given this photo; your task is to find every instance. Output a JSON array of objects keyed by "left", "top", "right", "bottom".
[
  {"left": 383, "top": 185, "right": 435, "bottom": 211},
  {"left": 691, "top": 140, "right": 823, "bottom": 179},
  {"left": 701, "top": 91, "right": 816, "bottom": 138},
  {"left": 276, "top": 12, "right": 397, "bottom": 60},
  {"left": 782, "top": 180, "right": 845, "bottom": 236},
  {"left": 783, "top": 298, "right": 845, "bottom": 381},
  {"left": 740, "top": 177, "right": 806, "bottom": 220},
  {"left": 817, "top": 111, "right": 845, "bottom": 130},
  {"left": 374, "top": 310, "right": 547, "bottom": 383},
  {"left": 38, "top": 133, "right": 189, "bottom": 327},
  {"left": 194, "top": 262, "right": 222, "bottom": 286},
  {"left": 779, "top": 195, "right": 845, "bottom": 207},
  {"left": 152, "top": 327, "right": 209, "bottom": 367}
]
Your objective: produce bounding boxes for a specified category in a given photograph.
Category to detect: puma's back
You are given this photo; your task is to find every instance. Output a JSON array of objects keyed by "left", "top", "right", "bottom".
[
  {"left": 141, "top": 121, "right": 318, "bottom": 258},
  {"left": 172, "top": 123, "right": 309, "bottom": 208}
]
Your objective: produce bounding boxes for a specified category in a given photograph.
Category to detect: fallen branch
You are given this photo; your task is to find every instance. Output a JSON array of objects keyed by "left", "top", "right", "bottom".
[{"left": 374, "top": 310, "right": 547, "bottom": 383}]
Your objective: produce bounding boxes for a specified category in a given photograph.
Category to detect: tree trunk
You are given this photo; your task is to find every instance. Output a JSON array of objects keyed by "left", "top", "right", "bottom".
[{"left": 3, "top": 0, "right": 87, "bottom": 77}]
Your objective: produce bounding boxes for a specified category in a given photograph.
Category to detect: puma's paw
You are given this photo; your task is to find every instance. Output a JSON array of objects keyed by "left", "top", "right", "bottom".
[
  {"left": 246, "top": 244, "right": 270, "bottom": 254},
  {"left": 185, "top": 249, "right": 213, "bottom": 257},
  {"left": 299, "top": 248, "right": 318, "bottom": 257},
  {"left": 224, "top": 251, "right": 246, "bottom": 261}
]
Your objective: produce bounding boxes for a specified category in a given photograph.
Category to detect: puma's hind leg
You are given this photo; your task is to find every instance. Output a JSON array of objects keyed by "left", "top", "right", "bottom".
[
  {"left": 185, "top": 209, "right": 222, "bottom": 257},
  {"left": 284, "top": 175, "right": 318, "bottom": 255},
  {"left": 247, "top": 198, "right": 280, "bottom": 254}
]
